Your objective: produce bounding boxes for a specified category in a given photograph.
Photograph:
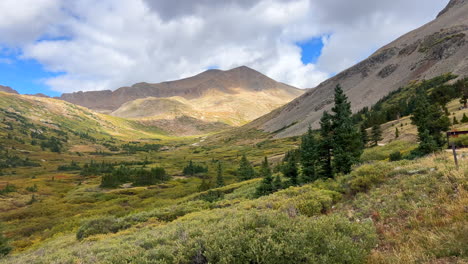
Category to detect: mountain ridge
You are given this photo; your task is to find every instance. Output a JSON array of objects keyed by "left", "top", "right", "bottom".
[
  {"left": 0, "top": 85, "right": 18, "bottom": 94},
  {"left": 58, "top": 66, "right": 303, "bottom": 114},
  {"left": 249, "top": 0, "right": 468, "bottom": 138}
]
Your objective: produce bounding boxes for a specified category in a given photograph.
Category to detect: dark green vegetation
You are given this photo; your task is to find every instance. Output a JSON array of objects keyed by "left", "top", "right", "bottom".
[
  {"left": 354, "top": 74, "right": 465, "bottom": 128},
  {"left": 0, "top": 74, "right": 467, "bottom": 263},
  {"left": 182, "top": 160, "right": 208, "bottom": 176},
  {"left": 100, "top": 166, "right": 169, "bottom": 188}
]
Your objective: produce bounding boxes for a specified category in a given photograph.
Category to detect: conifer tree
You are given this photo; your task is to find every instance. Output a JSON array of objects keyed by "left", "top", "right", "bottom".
[
  {"left": 237, "top": 154, "right": 255, "bottom": 180},
  {"left": 417, "top": 129, "right": 438, "bottom": 154},
  {"left": 461, "top": 113, "right": 468, "bottom": 123},
  {"left": 370, "top": 124, "right": 383, "bottom": 146},
  {"left": 216, "top": 162, "right": 224, "bottom": 187},
  {"left": 453, "top": 116, "right": 459, "bottom": 125},
  {"left": 272, "top": 175, "right": 282, "bottom": 191},
  {"left": 318, "top": 111, "right": 333, "bottom": 178},
  {"left": 411, "top": 89, "right": 451, "bottom": 154},
  {"left": 255, "top": 157, "right": 274, "bottom": 197},
  {"left": 198, "top": 177, "right": 211, "bottom": 192},
  {"left": 282, "top": 151, "right": 299, "bottom": 186},
  {"left": 360, "top": 125, "right": 368, "bottom": 147},
  {"left": 330, "top": 85, "right": 363, "bottom": 175},
  {"left": 300, "top": 126, "right": 318, "bottom": 183}
]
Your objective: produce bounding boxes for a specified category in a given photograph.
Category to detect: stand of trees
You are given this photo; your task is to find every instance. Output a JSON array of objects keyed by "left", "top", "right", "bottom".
[
  {"left": 411, "top": 88, "right": 451, "bottom": 155},
  {"left": 101, "top": 166, "right": 169, "bottom": 188},
  {"left": 183, "top": 161, "right": 208, "bottom": 176},
  {"left": 255, "top": 84, "right": 364, "bottom": 197}
]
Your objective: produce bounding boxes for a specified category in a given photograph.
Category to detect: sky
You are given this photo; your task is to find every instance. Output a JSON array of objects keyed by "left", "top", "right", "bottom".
[{"left": 0, "top": 0, "right": 449, "bottom": 96}]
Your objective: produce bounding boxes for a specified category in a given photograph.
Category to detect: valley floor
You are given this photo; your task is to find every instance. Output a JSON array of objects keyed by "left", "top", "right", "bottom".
[
  {"left": 1, "top": 149, "right": 467, "bottom": 263},
  {"left": 0, "top": 93, "right": 467, "bottom": 263}
]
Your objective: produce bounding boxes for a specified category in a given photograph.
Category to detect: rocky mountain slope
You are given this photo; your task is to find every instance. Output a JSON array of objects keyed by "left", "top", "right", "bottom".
[
  {"left": 58, "top": 66, "right": 304, "bottom": 126},
  {"left": 0, "top": 85, "right": 18, "bottom": 94},
  {"left": 250, "top": 0, "right": 468, "bottom": 138}
]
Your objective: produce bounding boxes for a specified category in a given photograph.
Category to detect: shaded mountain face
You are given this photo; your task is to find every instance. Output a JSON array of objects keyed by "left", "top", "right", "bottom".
[
  {"left": 58, "top": 66, "right": 304, "bottom": 123},
  {"left": 0, "top": 85, "right": 18, "bottom": 94},
  {"left": 251, "top": 0, "right": 468, "bottom": 138}
]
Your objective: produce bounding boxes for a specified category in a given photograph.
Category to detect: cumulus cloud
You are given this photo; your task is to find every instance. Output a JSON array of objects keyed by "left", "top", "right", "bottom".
[{"left": 0, "top": 0, "right": 449, "bottom": 93}]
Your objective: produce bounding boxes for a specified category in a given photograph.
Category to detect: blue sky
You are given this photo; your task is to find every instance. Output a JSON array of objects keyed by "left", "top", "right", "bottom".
[
  {"left": 297, "top": 37, "right": 324, "bottom": 65},
  {"left": 0, "top": 52, "right": 62, "bottom": 96}
]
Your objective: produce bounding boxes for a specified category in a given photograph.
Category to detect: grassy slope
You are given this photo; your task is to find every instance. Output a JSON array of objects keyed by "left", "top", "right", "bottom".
[
  {"left": 0, "top": 92, "right": 467, "bottom": 263},
  {"left": 2, "top": 151, "right": 466, "bottom": 264},
  {"left": 0, "top": 92, "right": 169, "bottom": 141},
  {"left": 0, "top": 92, "right": 299, "bottom": 252}
]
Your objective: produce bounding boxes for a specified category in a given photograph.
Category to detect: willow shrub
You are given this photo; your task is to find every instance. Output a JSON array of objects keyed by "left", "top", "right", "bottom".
[{"left": 104, "top": 210, "right": 377, "bottom": 264}]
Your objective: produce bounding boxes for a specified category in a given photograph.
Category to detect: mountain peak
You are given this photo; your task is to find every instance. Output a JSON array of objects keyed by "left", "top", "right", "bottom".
[
  {"left": 437, "top": 0, "right": 466, "bottom": 17},
  {"left": 0, "top": 85, "right": 18, "bottom": 94},
  {"left": 59, "top": 66, "right": 304, "bottom": 117}
]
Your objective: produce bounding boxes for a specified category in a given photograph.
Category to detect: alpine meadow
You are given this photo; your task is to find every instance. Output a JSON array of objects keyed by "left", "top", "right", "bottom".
[{"left": 0, "top": 0, "right": 467, "bottom": 263}]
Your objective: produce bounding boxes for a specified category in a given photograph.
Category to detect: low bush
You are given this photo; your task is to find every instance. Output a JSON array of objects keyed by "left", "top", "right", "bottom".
[
  {"left": 389, "top": 151, "right": 402, "bottom": 161},
  {"left": 76, "top": 216, "right": 129, "bottom": 240},
  {"left": 347, "top": 162, "right": 393, "bottom": 194}
]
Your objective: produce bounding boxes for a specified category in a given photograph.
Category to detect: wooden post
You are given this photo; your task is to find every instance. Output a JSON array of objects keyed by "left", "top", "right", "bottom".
[{"left": 452, "top": 142, "right": 459, "bottom": 169}]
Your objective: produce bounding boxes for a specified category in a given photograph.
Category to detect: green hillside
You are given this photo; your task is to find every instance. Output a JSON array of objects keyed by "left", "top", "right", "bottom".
[{"left": 0, "top": 75, "right": 467, "bottom": 263}]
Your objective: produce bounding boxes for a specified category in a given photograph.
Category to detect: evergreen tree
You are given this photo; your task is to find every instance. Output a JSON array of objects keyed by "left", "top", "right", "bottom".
[
  {"left": 461, "top": 113, "right": 468, "bottom": 123},
  {"left": 417, "top": 129, "right": 439, "bottom": 154},
  {"left": 453, "top": 116, "right": 459, "bottom": 125},
  {"left": 185, "top": 160, "right": 194, "bottom": 176},
  {"left": 216, "top": 162, "right": 224, "bottom": 187},
  {"left": 272, "top": 175, "right": 282, "bottom": 191},
  {"left": 198, "top": 177, "right": 211, "bottom": 192},
  {"left": 237, "top": 154, "right": 255, "bottom": 180},
  {"left": 318, "top": 111, "right": 333, "bottom": 178},
  {"left": 370, "top": 124, "right": 383, "bottom": 146},
  {"left": 395, "top": 127, "right": 400, "bottom": 138},
  {"left": 411, "top": 89, "right": 451, "bottom": 154},
  {"left": 183, "top": 160, "right": 208, "bottom": 176},
  {"left": 282, "top": 151, "right": 299, "bottom": 186},
  {"left": 360, "top": 125, "right": 368, "bottom": 147},
  {"left": 255, "top": 157, "right": 274, "bottom": 197},
  {"left": 300, "top": 126, "right": 318, "bottom": 183},
  {"left": 100, "top": 173, "right": 119, "bottom": 188},
  {"left": 330, "top": 85, "right": 363, "bottom": 175}
]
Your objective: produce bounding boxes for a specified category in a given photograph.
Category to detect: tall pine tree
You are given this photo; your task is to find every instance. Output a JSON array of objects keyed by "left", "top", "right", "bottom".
[
  {"left": 255, "top": 157, "right": 274, "bottom": 197},
  {"left": 461, "top": 113, "right": 468, "bottom": 123},
  {"left": 318, "top": 111, "right": 333, "bottom": 178},
  {"left": 360, "top": 125, "right": 368, "bottom": 148},
  {"left": 300, "top": 126, "right": 318, "bottom": 183},
  {"left": 237, "top": 154, "right": 255, "bottom": 180},
  {"left": 216, "top": 162, "right": 224, "bottom": 187},
  {"left": 272, "top": 175, "right": 283, "bottom": 191},
  {"left": 411, "top": 88, "right": 450, "bottom": 154},
  {"left": 330, "top": 85, "right": 363, "bottom": 175},
  {"left": 282, "top": 151, "right": 299, "bottom": 186},
  {"left": 370, "top": 124, "right": 383, "bottom": 146}
]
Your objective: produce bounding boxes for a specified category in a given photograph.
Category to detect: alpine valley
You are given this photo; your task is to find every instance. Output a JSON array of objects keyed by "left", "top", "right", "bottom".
[{"left": 0, "top": 1, "right": 467, "bottom": 264}]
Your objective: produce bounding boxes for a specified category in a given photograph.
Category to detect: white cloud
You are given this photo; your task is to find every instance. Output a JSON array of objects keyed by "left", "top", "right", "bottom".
[
  {"left": 0, "top": 0, "right": 449, "bottom": 93},
  {"left": 0, "top": 0, "right": 62, "bottom": 45}
]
